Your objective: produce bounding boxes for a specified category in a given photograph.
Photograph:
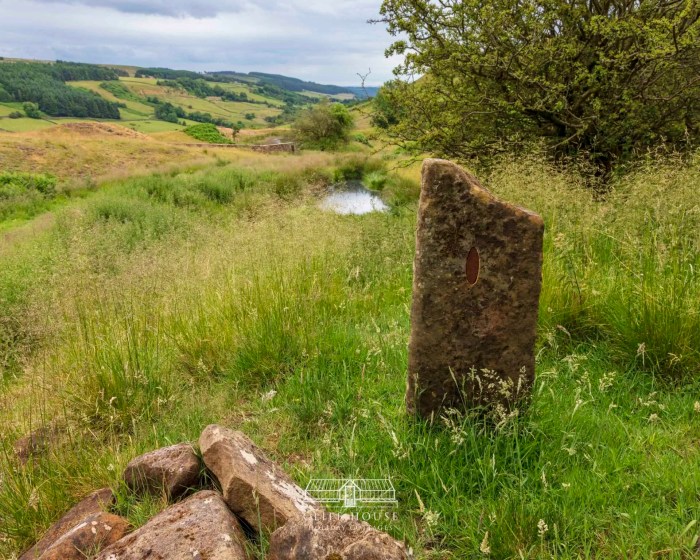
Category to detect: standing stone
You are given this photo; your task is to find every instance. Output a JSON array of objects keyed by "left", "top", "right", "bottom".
[
  {"left": 407, "top": 159, "right": 544, "bottom": 418},
  {"left": 199, "top": 425, "right": 320, "bottom": 533}
]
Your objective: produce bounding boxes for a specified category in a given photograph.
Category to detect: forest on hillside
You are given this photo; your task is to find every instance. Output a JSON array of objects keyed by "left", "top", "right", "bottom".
[{"left": 0, "top": 61, "right": 121, "bottom": 118}]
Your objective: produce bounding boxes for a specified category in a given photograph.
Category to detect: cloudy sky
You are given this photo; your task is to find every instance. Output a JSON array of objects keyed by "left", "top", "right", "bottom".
[{"left": 0, "top": 0, "right": 400, "bottom": 86}]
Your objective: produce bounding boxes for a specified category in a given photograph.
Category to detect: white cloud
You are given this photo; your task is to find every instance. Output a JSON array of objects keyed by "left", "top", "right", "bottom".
[{"left": 0, "top": 0, "right": 399, "bottom": 85}]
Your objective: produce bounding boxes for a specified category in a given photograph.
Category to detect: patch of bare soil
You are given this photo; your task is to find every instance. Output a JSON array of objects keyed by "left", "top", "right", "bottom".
[{"left": 53, "top": 122, "right": 151, "bottom": 140}]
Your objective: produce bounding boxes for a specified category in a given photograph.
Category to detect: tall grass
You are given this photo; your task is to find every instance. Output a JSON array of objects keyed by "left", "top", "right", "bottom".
[
  {"left": 1, "top": 152, "right": 700, "bottom": 558},
  {"left": 489, "top": 152, "right": 700, "bottom": 378}
]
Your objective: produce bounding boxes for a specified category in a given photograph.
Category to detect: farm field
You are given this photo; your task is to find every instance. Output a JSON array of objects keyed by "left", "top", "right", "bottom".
[
  {"left": 0, "top": 116, "right": 56, "bottom": 132},
  {"left": 120, "top": 78, "right": 284, "bottom": 125},
  {"left": 70, "top": 80, "right": 154, "bottom": 115}
]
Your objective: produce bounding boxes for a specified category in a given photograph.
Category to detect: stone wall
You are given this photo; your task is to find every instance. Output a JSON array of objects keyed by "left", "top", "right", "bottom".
[
  {"left": 248, "top": 142, "right": 296, "bottom": 154},
  {"left": 180, "top": 142, "right": 297, "bottom": 154}
]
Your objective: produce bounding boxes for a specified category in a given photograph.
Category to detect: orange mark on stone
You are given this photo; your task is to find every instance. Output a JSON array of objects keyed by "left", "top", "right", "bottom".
[{"left": 466, "top": 247, "right": 480, "bottom": 286}]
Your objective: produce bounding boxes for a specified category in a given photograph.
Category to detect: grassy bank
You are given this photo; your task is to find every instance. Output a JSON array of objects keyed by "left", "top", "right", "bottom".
[{"left": 1, "top": 151, "right": 699, "bottom": 558}]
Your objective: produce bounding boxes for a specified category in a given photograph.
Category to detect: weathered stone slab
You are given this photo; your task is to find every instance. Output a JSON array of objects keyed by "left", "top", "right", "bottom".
[
  {"left": 199, "top": 425, "right": 320, "bottom": 533},
  {"left": 123, "top": 443, "right": 200, "bottom": 499},
  {"left": 94, "top": 491, "right": 248, "bottom": 560},
  {"left": 269, "top": 513, "right": 409, "bottom": 560},
  {"left": 37, "top": 512, "right": 130, "bottom": 560},
  {"left": 407, "top": 159, "right": 544, "bottom": 417},
  {"left": 20, "top": 488, "right": 114, "bottom": 560}
]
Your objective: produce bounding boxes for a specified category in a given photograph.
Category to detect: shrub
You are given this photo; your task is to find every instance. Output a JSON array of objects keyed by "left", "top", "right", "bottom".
[
  {"left": 22, "top": 102, "right": 40, "bottom": 119},
  {"left": 0, "top": 172, "right": 56, "bottom": 198},
  {"left": 332, "top": 156, "right": 386, "bottom": 182},
  {"left": 364, "top": 171, "right": 389, "bottom": 191},
  {"left": 353, "top": 133, "right": 371, "bottom": 146},
  {"left": 154, "top": 102, "right": 182, "bottom": 124},
  {"left": 0, "top": 172, "right": 58, "bottom": 223},
  {"left": 8, "top": 111, "right": 22, "bottom": 119},
  {"left": 183, "top": 124, "right": 232, "bottom": 144},
  {"left": 292, "top": 100, "right": 354, "bottom": 150}
]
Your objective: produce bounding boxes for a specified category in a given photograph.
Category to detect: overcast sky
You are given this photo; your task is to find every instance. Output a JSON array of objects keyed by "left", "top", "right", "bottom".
[{"left": 0, "top": 0, "right": 399, "bottom": 86}]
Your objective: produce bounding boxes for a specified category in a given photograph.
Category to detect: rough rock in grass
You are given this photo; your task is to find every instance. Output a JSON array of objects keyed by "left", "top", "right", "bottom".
[
  {"left": 407, "top": 158, "right": 544, "bottom": 417},
  {"left": 269, "top": 514, "right": 410, "bottom": 560},
  {"left": 14, "top": 425, "right": 59, "bottom": 465},
  {"left": 199, "top": 425, "right": 320, "bottom": 532},
  {"left": 36, "top": 512, "right": 130, "bottom": 560},
  {"left": 123, "top": 443, "right": 200, "bottom": 499},
  {"left": 19, "top": 488, "right": 114, "bottom": 560},
  {"left": 94, "top": 490, "right": 249, "bottom": 560}
]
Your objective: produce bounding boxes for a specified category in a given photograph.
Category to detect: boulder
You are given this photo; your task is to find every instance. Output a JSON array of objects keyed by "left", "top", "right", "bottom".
[
  {"left": 37, "top": 512, "right": 130, "bottom": 560},
  {"left": 407, "top": 158, "right": 544, "bottom": 417},
  {"left": 14, "top": 425, "right": 59, "bottom": 465},
  {"left": 94, "top": 491, "right": 249, "bottom": 560},
  {"left": 199, "top": 425, "right": 319, "bottom": 532},
  {"left": 123, "top": 443, "right": 200, "bottom": 498},
  {"left": 20, "top": 488, "right": 114, "bottom": 560},
  {"left": 269, "top": 513, "right": 410, "bottom": 560}
]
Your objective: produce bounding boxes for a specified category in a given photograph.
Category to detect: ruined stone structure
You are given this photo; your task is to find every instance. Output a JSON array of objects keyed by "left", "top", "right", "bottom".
[
  {"left": 407, "top": 159, "right": 544, "bottom": 418},
  {"left": 249, "top": 142, "right": 296, "bottom": 154}
]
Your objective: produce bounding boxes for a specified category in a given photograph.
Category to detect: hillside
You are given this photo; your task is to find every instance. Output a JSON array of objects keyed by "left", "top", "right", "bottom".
[{"left": 0, "top": 59, "right": 373, "bottom": 137}]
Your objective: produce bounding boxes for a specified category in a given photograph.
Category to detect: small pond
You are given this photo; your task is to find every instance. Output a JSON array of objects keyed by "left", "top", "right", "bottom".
[{"left": 319, "top": 181, "right": 389, "bottom": 215}]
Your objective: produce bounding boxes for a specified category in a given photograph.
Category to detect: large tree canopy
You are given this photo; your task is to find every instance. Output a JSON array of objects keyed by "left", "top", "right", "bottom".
[{"left": 375, "top": 0, "right": 700, "bottom": 169}]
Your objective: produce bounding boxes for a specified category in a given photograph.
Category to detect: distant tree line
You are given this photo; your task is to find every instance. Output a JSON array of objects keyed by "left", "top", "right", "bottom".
[
  {"left": 51, "top": 61, "right": 120, "bottom": 81},
  {"left": 105, "top": 67, "right": 130, "bottom": 78},
  {"left": 248, "top": 72, "right": 350, "bottom": 95},
  {"left": 135, "top": 67, "right": 204, "bottom": 80},
  {"left": 0, "top": 62, "right": 121, "bottom": 118}
]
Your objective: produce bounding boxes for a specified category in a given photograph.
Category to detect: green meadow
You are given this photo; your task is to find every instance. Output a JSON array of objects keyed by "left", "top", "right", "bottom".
[{"left": 1, "top": 149, "right": 700, "bottom": 558}]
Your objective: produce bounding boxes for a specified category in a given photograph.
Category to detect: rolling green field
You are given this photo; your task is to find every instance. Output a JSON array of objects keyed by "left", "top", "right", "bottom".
[
  {"left": 216, "top": 81, "right": 286, "bottom": 106},
  {"left": 0, "top": 102, "right": 22, "bottom": 116},
  {"left": 0, "top": 116, "right": 56, "bottom": 132},
  {"left": 118, "top": 77, "right": 284, "bottom": 126},
  {"left": 70, "top": 80, "right": 154, "bottom": 116},
  {"left": 0, "top": 58, "right": 370, "bottom": 144},
  {"left": 1, "top": 148, "right": 700, "bottom": 559}
]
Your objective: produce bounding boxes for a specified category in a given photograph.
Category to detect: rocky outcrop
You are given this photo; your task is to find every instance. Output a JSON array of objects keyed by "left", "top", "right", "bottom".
[
  {"left": 20, "top": 488, "right": 114, "bottom": 560},
  {"left": 199, "top": 425, "right": 320, "bottom": 532},
  {"left": 269, "top": 514, "right": 410, "bottom": 560},
  {"left": 123, "top": 443, "right": 200, "bottom": 499},
  {"left": 21, "top": 427, "right": 409, "bottom": 560},
  {"left": 36, "top": 512, "right": 130, "bottom": 560},
  {"left": 94, "top": 491, "right": 249, "bottom": 560}
]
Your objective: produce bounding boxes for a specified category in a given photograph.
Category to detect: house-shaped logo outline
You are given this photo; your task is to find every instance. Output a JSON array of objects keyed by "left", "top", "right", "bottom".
[{"left": 305, "top": 478, "right": 397, "bottom": 509}]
